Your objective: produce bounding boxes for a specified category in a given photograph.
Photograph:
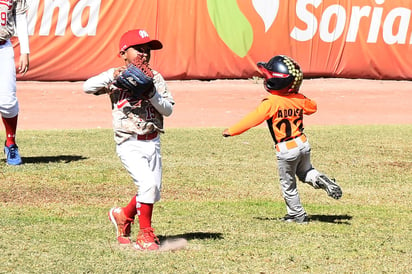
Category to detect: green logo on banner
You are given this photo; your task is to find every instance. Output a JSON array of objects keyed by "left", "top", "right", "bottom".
[{"left": 207, "top": 0, "right": 253, "bottom": 58}]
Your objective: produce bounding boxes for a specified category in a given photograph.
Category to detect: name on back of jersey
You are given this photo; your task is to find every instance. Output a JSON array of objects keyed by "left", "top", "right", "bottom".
[{"left": 277, "top": 108, "right": 303, "bottom": 118}]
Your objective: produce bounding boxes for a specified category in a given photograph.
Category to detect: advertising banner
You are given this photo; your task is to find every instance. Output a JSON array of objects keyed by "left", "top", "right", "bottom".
[{"left": 14, "top": 0, "right": 412, "bottom": 81}]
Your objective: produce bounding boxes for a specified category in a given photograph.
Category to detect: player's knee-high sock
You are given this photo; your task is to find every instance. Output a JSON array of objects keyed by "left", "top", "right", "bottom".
[
  {"left": 2, "top": 115, "right": 18, "bottom": 147},
  {"left": 304, "top": 168, "right": 321, "bottom": 188},
  {"left": 137, "top": 202, "right": 153, "bottom": 229},
  {"left": 122, "top": 195, "right": 137, "bottom": 219}
]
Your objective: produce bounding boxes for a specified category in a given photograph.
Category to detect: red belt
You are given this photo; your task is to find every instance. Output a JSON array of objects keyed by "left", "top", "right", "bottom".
[
  {"left": 0, "top": 40, "right": 7, "bottom": 45},
  {"left": 275, "top": 134, "right": 307, "bottom": 152},
  {"left": 137, "top": 131, "right": 158, "bottom": 140}
]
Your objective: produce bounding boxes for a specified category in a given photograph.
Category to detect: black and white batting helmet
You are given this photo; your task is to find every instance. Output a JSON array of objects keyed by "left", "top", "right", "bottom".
[{"left": 257, "top": 55, "right": 303, "bottom": 94}]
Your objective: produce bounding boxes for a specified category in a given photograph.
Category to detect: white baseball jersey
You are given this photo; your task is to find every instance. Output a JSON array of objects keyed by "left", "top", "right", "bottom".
[
  {"left": 0, "top": 0, "right": 28, "bottom": 40},
  {"left": 83, "top": 68, "right": 174, "bottom": 144}
]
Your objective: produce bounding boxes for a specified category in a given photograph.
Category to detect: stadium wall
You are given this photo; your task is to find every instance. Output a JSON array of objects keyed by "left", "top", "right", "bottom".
[{"left": 13, "top": 0, "right": 412, "bottom": 81}]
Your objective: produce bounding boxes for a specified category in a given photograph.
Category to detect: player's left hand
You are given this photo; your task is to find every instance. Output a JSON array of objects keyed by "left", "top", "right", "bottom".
[
  {"left": 18, "top": 53, "right": 30, "bottom": 75},
  {"left": 113, "top": 55, "right": 155, "bottom": 100},
  {"left": 222, "top": 128, "right": 231, "bottom": 137}
]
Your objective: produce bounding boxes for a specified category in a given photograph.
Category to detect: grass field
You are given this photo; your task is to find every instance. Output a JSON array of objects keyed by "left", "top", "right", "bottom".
[{"left": 0, "top": 126, "right": 411, "bottom": 273}]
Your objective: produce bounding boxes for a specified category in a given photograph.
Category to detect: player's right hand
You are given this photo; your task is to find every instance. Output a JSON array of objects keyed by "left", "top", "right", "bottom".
[
  {"left": 113, "top": 66, "right": 127, "bottom": 79},
  {"left": 222, "top": 128, "right": 231, "bottom": 137},
  {"left": 18, "top": 53, "right": 30, "bottom": 76}
]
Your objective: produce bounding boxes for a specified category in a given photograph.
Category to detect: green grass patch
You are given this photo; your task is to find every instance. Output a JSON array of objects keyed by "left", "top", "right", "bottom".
[{"left": 0, "top": 126, "right": 411, "bottom": 273}]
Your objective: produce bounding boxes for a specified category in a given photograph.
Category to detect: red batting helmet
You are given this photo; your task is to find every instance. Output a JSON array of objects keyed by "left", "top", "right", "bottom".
[{"left": 257, "top": 55, "right": 303, "bottom": 95}]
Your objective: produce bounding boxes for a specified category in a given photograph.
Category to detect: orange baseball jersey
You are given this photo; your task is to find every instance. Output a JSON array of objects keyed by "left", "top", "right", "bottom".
[{"left": 228, "top": 93, "right": 317, "bottom": 143}]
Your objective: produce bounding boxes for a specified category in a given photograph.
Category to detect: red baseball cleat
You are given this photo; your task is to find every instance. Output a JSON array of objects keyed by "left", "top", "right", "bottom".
[
  {"left": 108, "top": 207, "right": 134, "bottom": 245},
  {"left": 134, "top": 227, "right": 160, "bottom": 251}
]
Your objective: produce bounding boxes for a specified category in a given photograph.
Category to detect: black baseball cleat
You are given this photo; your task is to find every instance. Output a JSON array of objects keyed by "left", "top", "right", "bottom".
[
  {"left": 280, "top": 214, "right": 309, "bottom": 224},
  {"left": 316, "top": 175, "right": 342, "bottom": 199}
]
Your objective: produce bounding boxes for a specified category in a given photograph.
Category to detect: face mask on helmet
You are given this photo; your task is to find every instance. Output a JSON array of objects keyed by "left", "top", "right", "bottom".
[{"left": 257, "top": 55, "right": 303, "bottom": 95}]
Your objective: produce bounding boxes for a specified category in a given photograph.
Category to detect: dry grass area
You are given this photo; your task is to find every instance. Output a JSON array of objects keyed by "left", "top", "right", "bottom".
[{"left": 0, "top": 126, "right": 411, "bottom": 273}]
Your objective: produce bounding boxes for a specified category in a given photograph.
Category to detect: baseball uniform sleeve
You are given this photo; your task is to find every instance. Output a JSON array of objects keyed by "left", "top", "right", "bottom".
[
  {"left": 149, "top": 92, "right": 174, "bottom": 117},
  {"left": 16, "top": 12, "right": 29, "bottom": 54},
  {"left": 83, "top": 68, "right": 116, "bottom": 95},
  {"left": 302, "top": 97, "right": 317, "bottom": 115},
  {"left": 228, "top": 99, "right": 272, "bottom": 136},
  {"left": 149, "top": 71, "right": 174, "bottom": 117},
  {"left": 16, "top": 0, "right": 29, "bottom": 14}
]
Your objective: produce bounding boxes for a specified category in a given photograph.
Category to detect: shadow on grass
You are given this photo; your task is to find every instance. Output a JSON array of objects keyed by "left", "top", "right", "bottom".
[
  {"left": 21, "top": 155, "right": 88, "bottom": 164},
  {"left": 158, "top": 232, "right": 223, "bottom": 242},
  {"left": 309, "top": 214, "right": 352, "bottom": 224},
  {"left": 254, "top": 214, "right": 352, "bottom": 225}
]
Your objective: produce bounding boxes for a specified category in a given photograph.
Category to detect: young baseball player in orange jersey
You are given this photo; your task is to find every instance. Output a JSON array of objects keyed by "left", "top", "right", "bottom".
[
  {"left": 223, "top": 55, "right": 342, "bottom": 223},
  {"left": 1, "top": 0, "right": 30, "bottom": 165},
  {"left": 83, "top": 29, "right": 174, "bottom": 250}
]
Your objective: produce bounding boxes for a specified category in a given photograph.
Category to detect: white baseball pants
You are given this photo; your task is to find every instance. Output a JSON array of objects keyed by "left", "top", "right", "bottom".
[
  {"left": 116, "top": 135, "right": 162, "bottom": 204},
  {"left": 0, "top": 40, "right": 19, "bottom": 118}
]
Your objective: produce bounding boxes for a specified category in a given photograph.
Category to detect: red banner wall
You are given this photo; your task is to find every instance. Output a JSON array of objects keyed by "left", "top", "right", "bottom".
[{"left": 13, "top": 0, "right": 412, "bottom": 81}]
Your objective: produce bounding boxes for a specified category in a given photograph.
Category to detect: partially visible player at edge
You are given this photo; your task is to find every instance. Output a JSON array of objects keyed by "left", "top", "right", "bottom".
[
  {"left": 83, "top": 29, "right": 174, "bottom": 250},
  {"left": 0, "top": 0, "right": 30, "bottom": 165},
  {"left": 222, "top": 55, "right": 342, "bottom": 223}
]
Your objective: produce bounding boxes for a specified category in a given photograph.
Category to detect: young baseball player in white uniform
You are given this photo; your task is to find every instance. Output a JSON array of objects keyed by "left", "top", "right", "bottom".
[
  {"left": 83, "top": 29, "right": 174, "bottom": 251},
  {"left": 0, "top": 0, "right": 30, "bottom": 165}
]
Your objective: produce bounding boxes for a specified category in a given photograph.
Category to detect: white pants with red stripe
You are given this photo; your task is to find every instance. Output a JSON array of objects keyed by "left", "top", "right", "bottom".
[
  {"left": 0, "top": 40, "right": 19, "bottom": 118},
  {"left": 116, "top": 135, "right": 162, "bottom": 204}
]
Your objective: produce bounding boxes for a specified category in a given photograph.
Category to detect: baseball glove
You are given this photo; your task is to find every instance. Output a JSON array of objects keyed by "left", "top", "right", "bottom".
[{"left": 113, "top": 55, "right": 155, "bottom": 100}]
